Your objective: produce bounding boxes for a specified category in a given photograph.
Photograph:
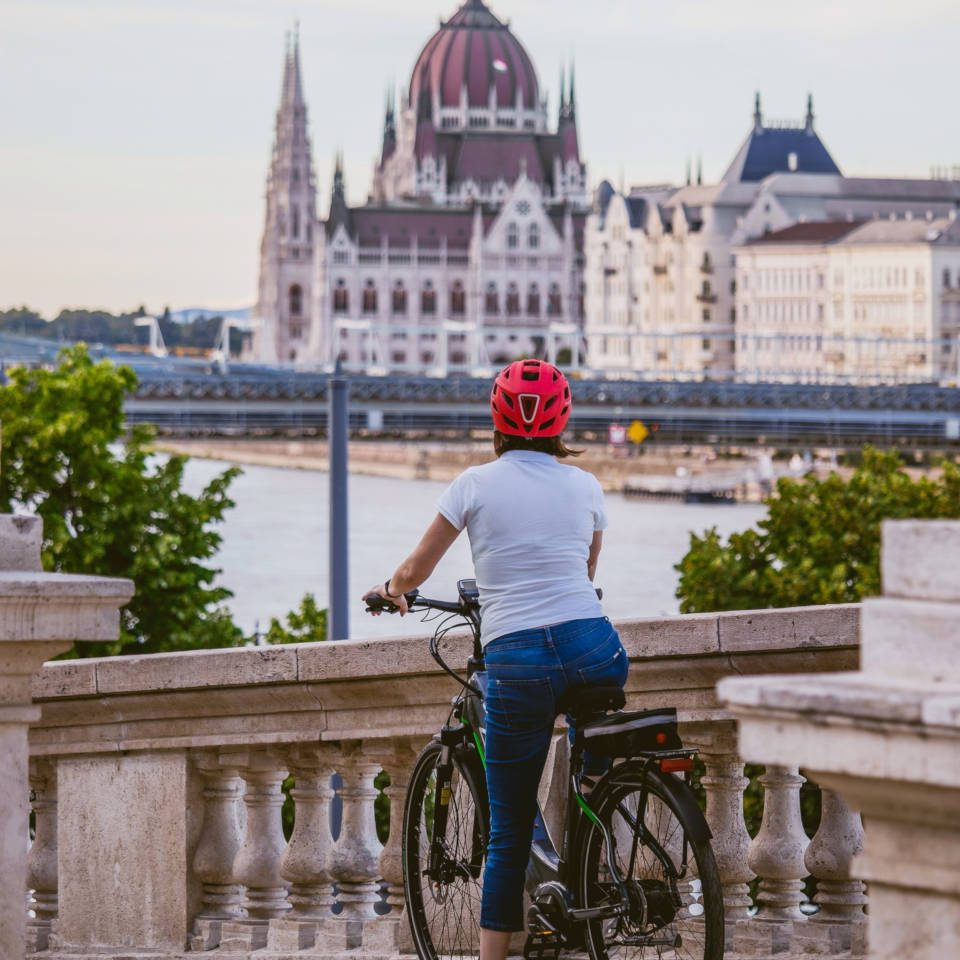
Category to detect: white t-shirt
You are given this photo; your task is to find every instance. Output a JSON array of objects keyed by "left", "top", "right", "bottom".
[{"left": 436, "top": 449, "right": 607, "bottom": 645}]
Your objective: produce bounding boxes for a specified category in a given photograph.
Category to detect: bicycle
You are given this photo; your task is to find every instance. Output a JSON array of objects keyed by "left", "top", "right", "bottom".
[{"left": 365, "top": 579, "right": 724, "bottom": 960}]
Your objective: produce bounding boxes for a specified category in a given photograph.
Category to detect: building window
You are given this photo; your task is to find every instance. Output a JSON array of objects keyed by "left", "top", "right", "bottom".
[
  {"left": 333, "top": 279, "right": 348, "bottom": 314},
  {"left": 945, "top": 268, "right": 953, "bottom": 289},
  {"left": 450, "top": 281, "right": 466, "bottom": 316},
  {"left": 506, "top": 283, "right": 520, "bottom": 316},
  {"left": 291, "top": 205, "right": 300, "bottom": 239},
  {"left": 392, "top": 351, "right": 406, "bottom": 364},
  {"left": 702, "top": 338, "right": 712, "bottom": 351},
  {"left": 507, "top": 223, "right": 519, "bottom": 250},
  {"left": 485, "top": 283, "right": 499, "bottom": 315},
  {"left": 547, "top": 283, "right": 562, "bottom": 317},
  {"left": 288, "top": 284, "right": 303, "bottom": 317},
  {"left": 701, "top": 280, "right": 712, "bottom": 298},
  {"left": 527, "top": 283, "right": 540, "bottom": 317},
  {"left": 528, "top": 223, "right": 540, "bottom": 249},
  {"left": 362, "top": 279, "right": 377, "bottom": 315},
  {"left": 421, "top": 280, "right": 437, "bottom": 315},
  {"left": 392, "top": 281, "right": 407, "bottom": 315},
  {"left": 702, "top": 308, "right": 711, "bottom": 322},
  {"left": 729, "top": 307, "right": 736, "bottom": 323}
]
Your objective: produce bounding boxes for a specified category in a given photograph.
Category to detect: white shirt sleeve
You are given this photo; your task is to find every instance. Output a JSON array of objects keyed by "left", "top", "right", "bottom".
[
  {"left": 437, "top": 469, "right": 473, "bottom": 531},
  {"left": 591, "top": 475, "right": 608, "bottom": 532}
]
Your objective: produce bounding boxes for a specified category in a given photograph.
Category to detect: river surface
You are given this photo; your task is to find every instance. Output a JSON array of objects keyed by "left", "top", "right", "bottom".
[{"left": 181, "top": 459, "right": 766, "bottom": 640}]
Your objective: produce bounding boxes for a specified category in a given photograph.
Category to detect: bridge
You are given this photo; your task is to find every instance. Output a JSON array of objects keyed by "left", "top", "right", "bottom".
[{"left": 128, "top": 370, "right": 960, "bottom": 446}]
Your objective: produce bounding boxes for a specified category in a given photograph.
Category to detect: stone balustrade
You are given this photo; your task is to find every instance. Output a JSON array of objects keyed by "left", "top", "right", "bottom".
[{"left": 22, "top": 603, "right": 866, "bottom": 959}]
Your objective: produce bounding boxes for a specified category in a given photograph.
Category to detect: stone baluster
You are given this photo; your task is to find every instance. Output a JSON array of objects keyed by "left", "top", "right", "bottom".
[
  {"left": 748, "top": 765, "right": 810, "bottom": 921},
  {"left": 219, "top": 747, "right": 290, "bottom": 951},
  {"left": 266, "top": 744, "right": 338, "bottom": 953},
  {"left": 792, "top": 787, "right": 868, "bottom": 955},
  {"left": 697, "top": 738, "right": 754, "bottom": 923},
  {"left": 189, "top": 750, "right": 246, "bottom": 951},
  {"left": 327, "top": 742, "right": 385, "bottom": 924},
  {"left": 26, "top": 759, "right": 58, "bottom": 953}
]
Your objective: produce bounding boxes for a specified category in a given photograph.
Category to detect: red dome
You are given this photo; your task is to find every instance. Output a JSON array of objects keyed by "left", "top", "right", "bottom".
[{"left": 409, "top": 0, "right": 540, "bottom": 113}]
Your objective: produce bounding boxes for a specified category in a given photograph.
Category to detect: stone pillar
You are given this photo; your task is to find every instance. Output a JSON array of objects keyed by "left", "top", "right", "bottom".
[
  {"left": 748, "top": 765, "right": 810, "bottom": 921},
  {"left": 220, "top": 747, "right": 290, "bottom": 951},
  {"left": 266, "top": 743, "right": 338, "bottom": 954},
  {"left": 326, "top": 741, "right": 384, "bottom": 946},
  {"left": 189, "top": 749, "right": 246, "bottom": 951},
  {"left": 0, "top": 515, "right": 132, "bottom": 960},
  {"left": 26, "top": 758, "right": 58, "bottom": 953},
  {"left": 696, "top": 730, "right": 754, "bottom": 921}
]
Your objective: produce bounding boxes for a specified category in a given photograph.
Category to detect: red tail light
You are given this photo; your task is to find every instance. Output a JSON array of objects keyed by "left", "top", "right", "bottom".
[{"left": 659, "top": 758, "right": 693, "bottom": 773}]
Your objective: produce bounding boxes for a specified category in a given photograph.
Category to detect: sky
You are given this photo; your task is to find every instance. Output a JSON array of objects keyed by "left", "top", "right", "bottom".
[{"left": 1, "top": 0, "right": 957, "bottom": 318}]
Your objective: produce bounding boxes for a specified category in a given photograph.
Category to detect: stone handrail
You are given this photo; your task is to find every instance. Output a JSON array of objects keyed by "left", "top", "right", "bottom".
[{"left": 26, "top": 604, "right": 863, "bottom": 958}]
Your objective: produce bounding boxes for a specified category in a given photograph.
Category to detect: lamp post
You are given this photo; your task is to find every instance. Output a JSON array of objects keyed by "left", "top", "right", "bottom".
[{"left": 328, "top": 361, "right": 349, "bottom": 641}]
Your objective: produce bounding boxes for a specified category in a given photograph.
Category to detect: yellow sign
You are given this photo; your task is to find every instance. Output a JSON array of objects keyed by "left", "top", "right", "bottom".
[{"left": 627, "top": 420, "right": 649, "bottom": 445}]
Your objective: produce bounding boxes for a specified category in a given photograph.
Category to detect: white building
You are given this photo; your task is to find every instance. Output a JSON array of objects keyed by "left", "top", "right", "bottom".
[
  {"left": 735, "top": 216, "right": 960, "bottom": 383},
  {"left": 584, "top": 94, "right": 960, "bottom": 381},
  {"left": 252, "top": 0, "right": 590, "bottom": 372}
]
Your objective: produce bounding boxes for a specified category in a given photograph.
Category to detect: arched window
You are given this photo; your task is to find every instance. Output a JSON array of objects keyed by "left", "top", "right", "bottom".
[
  {"left": 506, "top": 283, "right": 520, "bottom": 316},
  {"left": 392, "top": 281, "right": 407, "bottom": 315},
  {"left": 421, "top": 280, "right": 437, "bottom": 315},
  {"left": 362, "top": 279, "right": 377, "bottom": 315},
  {"left": 507, "top": 222, "right": 519, "bottom": 250},
  {"left": 291, "top": 205, "right": 300, "bottom": 239},
  {"left": 701, "top": 280, "right": 712, "bottom": 298},
  {"left": 450, "top": 280, "right": 466, "bottom": 316},
  {"left": 528, "top": 223, "right": 540, "bottom": 249},
  {"left": 332, "top": 279, "right": 348, "bottom": 314},
  {"left": 526, "top": 284, "right": 540, "bottom": 317},
  {"left": 485, "top": 283, "right": 499, "bottom": 315},
  {"left": 547, "top": 283, "right": 562, "bottom": 317},
  {"left": 289, "top": 284, "right": 303, "bottom": 317}
]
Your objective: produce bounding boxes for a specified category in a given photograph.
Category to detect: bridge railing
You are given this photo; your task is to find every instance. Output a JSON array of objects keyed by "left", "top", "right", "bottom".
[{"left": 23, "top": 604, "right": 868, "bottom": 958}]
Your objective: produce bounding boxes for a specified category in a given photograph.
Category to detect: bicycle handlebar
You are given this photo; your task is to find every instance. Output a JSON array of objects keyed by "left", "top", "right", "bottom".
[{"left": 364, "top": 589, "right": 470, "bottom": 616}]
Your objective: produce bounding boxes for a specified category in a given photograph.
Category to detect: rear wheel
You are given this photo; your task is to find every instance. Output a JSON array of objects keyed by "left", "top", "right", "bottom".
[
  {"left": 403, "top": 739, "right": 489, "bottom": 960},
  {"left": 578, "top": 763, "right": 723, "bottom": 960}
]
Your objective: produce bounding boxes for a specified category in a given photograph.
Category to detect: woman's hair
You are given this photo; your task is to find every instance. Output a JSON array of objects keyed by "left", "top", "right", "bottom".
[{"left": 493, "top": 431, "right": 582, "bottom": 459}]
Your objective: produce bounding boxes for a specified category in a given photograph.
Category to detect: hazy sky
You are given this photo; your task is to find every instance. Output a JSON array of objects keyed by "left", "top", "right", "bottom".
[{"left": 2, "top": 0, "right": 957, "bottom": 317}]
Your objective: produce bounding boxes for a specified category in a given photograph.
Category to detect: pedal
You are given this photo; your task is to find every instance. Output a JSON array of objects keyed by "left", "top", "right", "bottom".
[{"left": 523, "top": 931, "right": 562, "bottom": 960}]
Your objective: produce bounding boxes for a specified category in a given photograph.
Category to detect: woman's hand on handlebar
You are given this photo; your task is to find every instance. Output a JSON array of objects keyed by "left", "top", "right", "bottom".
[{"left": 362, "top": 582, "right": 409, "bottom": 616}]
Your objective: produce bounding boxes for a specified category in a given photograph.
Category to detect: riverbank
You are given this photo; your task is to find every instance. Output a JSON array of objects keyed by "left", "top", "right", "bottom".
[{"left": 156, "top": 438, "right": 781, "bottom": 498}]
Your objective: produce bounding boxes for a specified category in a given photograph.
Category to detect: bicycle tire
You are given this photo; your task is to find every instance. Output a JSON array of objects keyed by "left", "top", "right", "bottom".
[
  {"left": 578, "top": 761, "right": 724, "bottom": 960},
  {"left": 403, "top": 738, "right": 489, "bottom": 960}
]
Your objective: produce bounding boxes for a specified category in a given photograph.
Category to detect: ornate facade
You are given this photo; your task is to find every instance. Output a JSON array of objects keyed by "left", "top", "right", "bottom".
[{"left": 253, "top": 0, "right": 589, "bottom": 371}]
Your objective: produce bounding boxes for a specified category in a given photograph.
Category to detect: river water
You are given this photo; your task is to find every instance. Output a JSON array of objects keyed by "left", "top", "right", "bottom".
[{"left": 181, "top": 459, "right": 766, "bottom": 640}]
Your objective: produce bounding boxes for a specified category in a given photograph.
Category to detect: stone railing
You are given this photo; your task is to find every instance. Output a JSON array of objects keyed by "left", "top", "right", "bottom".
[{"left": 24, "top": 604, "right": 865, "bottom": 959}]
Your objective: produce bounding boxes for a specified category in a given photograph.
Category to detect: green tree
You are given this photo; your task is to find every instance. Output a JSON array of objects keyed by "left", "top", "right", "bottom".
[
  {"left": 0, "top": 345, "right": 243, "bottom": 655},
  {"left": 263, "top": 593, "right": 328, "bottom": 644},
  {"left": 676, "top": 447, "right": 960, "bottom": 614}
]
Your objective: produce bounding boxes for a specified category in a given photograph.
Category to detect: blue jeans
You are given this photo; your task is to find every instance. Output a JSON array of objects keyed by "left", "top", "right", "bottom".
[{"left": 479, "top": 616, "right": 628, "bottom": 932}]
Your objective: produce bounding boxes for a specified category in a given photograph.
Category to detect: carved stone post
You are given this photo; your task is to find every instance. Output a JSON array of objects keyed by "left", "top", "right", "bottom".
[
  {"left": 748, "top": 765, "right": 810, "bottom": 921},
  {"left": 188, "top": 750, "right": 246, "bottom": 951},
  {"left": 327, "top": 742, "right": 384, "bottom": 924},
  {"left": 26, "top": 759, "right": 58, "bottom": 953},
  {"left": 266, "top": 743, "right": 338, "bottom": 953},
  {"left": 219, "top": 747, "right": 290, "bottom": 951},
  {"left": 697, "top": 738, "right": 754, "bottom": 921},
  {"left": 792, "top": 787, "right": 868, "bottom": 955}
]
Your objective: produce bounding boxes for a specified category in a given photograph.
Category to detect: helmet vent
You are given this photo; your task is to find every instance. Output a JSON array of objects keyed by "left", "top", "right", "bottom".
[
  {"left": 502, "top": 414, "right": 519, "bottom": 431},
  {"left": 540, "top": 417, "right": 556, "bottom": 432},
  {"left": 543, "top": 395, "right": 557, "bottom": 412},
  {"left": 518, "top": 393, "right": 541, "bottom": 424},
  {"left": 502, "top": 392, "right": 515, "bottom": 409}
]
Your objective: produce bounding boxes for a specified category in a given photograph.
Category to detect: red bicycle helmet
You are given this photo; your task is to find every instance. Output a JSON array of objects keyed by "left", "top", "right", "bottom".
[{"left": 490, "top": 359, "right": 572, "bottom": 437}]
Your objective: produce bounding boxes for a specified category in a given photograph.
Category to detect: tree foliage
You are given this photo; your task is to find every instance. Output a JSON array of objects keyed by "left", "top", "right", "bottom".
[
  {"left": 0, "top": 345, "right": 243, "bottom": 655},
  {"left": 263, "top": 593, "right": 328, "bottom": 644},
  {"left": 676, "top": 447, "right": 960, "bottom": 614}
]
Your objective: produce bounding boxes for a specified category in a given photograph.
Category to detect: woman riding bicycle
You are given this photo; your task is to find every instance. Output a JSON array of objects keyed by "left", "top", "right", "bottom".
[{"left": 363, "top": 358, "right": 628, "bottom": 960}]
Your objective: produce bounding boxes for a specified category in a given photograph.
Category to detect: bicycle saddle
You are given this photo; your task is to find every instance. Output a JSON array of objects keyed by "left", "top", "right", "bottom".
[{"left": 557, "top": 684, "right": 626, "bottom": 724}]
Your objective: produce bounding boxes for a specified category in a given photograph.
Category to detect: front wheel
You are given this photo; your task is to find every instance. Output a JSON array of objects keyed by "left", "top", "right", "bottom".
[
  {"left": 403, "top": 739, "right": 489, "bottom": 960},
  {"left": 578, "top": 762, "right": 724, "bottom": 960}
]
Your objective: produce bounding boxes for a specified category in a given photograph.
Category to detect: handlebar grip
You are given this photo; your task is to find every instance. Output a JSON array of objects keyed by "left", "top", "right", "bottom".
[{"left": 364, "top": 588, "right": 420, "bottom": 614}]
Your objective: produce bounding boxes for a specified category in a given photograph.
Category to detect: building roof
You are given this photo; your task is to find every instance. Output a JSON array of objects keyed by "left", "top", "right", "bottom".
[
  {"left": 722, "top": 94, "right": 841, "bottom": 184},
  {"left": 842, "top": 216, "right": 960, "bottom": 245},
  {"left": 409, "top": 0, "right": 539, "bottom": 111},
  {"left": 748, "top": 220, "right": 864, "bottom": 245}
]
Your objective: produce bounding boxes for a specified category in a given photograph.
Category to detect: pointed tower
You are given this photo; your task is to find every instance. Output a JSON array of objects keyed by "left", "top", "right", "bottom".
[
  {"left": 556, "top": 60, "right": 584, "bottom": 204},
  {"left": 252, "top": 28, "right": 318, "bottom": 364}
]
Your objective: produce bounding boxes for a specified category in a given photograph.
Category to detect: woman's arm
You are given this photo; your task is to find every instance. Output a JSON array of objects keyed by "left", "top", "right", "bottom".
[
  {"left": 587, "top": 529, "right": 603, "bottom": 582},
  {"left": 363, "top": 513, "right": 462, "bottom": 615}
]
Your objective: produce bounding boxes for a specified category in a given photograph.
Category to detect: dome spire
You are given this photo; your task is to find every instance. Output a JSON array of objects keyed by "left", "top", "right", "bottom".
[
  {"left": 753, "top": 90, "right": 763, "bottom": 132},
  {"left": 805, "top": 92, "right": 815, "bottom": 133}
]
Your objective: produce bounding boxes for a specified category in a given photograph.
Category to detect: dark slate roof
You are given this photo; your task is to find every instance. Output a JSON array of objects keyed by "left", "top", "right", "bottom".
[
  {"left": 349, "top": 206, "right": 488, "bottom": 249},
  {"left": 625, "top": 197, "right": 648, "bottom": 229},
  {"left": 595, "top": 180, "right": 615, "bottom": 219},
  {"left": 723, "top": 126, "right": 841, "bottom": 184},
  {"left": 749, "top": 220, "right": 864, "bottom": 245}
]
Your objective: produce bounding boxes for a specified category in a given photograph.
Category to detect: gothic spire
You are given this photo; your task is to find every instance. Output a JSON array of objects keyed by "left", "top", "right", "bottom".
[
  {"left": 568, "top": 59, "right": 576, "bottom": 118},
  {"left": 281, "top": 22, "right": 305, "bottom": 111},
  {"left": 753, "top": 91, "right": 763, "bottom": 132},
  {"left": 805, "top": 92, "right": 815, "bottom": 133},
  {"left": 558, "top": 64, "right": 566, "bottom": 121}
]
